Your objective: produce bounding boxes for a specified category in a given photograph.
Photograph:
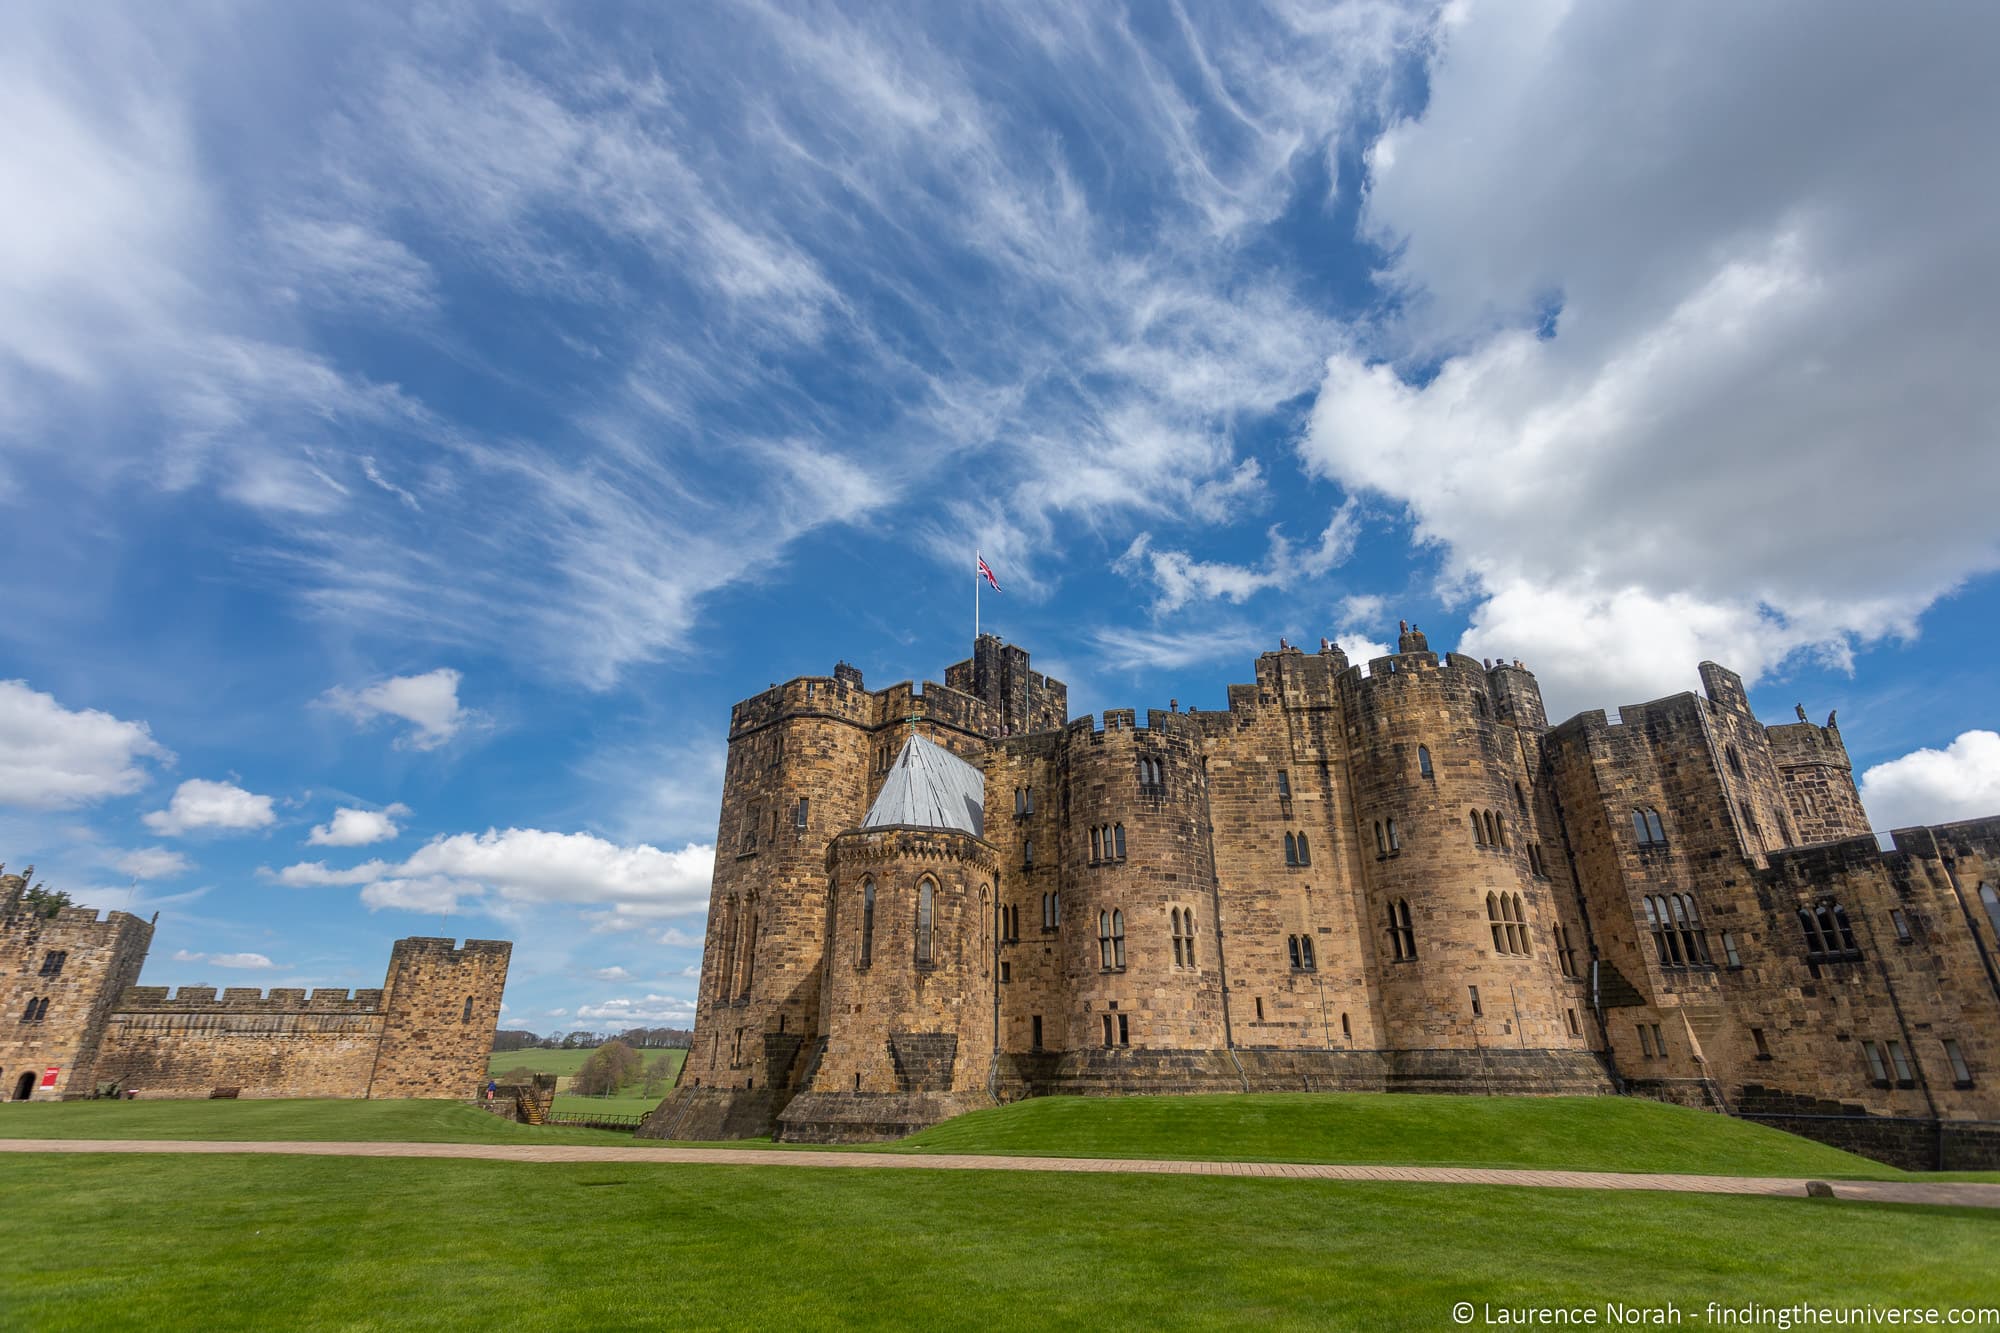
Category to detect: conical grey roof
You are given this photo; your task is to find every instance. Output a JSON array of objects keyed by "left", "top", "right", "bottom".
[{"left": 862, "top": 733, "right": 985, "bottom": 837}]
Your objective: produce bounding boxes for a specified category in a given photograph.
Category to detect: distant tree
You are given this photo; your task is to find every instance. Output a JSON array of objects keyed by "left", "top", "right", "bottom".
[
  {"left": 491, "top": 1029, "right": 540, "bottom": 1053},
  {"left": 21, "top": 885, "right": 71, "bottom": 918},
  {"left": 572, "top": 1040, "right": 642, "bottom": 1097},
  {"left": 641, "top": 1053, "right": 677, "bottom": 1097}
]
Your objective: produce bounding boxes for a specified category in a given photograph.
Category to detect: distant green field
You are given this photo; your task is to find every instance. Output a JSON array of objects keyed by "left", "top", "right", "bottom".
[
  {"left": 488, "top": 1046, "right": 684, "bottom": 1117},
  {"left": 893, "top": 1093, "right": 1911, "bottom": 1180},
  {"left": 5, "top": 1152, "right": 1993, "bottom": 1330}
]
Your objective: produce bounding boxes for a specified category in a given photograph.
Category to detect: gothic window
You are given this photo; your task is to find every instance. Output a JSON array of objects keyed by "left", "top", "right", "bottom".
[
  {"left": 860, "top": 879, "right": 876, "bottom": 968},
  {"left": 1024, "top": 786, "right": 1034, "bottom": 814},
  {"left": 39, "top": 951, "right": 66, "bottom": 977},
  {"left": 1494, "top": 813, "right": 1508, "bottom": 848},
  {"left": 1024, "top": 838, "right": 1034, "bottom": 870},
  {"left": 1102, "top": 1014, "right": 1115, "bottom": 1047},
  {"left": 1484, "top": 811, "right": 1500, "bottom": 847},
  {"left": 1886, "top": 1040, "right": 1914, "bottom": 1083},
  {"left": 1469, "top": 985, "right": 1482, "bottom": 1017},
  {"left": 1646, "top": 897, "right": 1674, "bottom": 964},
  {"left": 1673, "top": 895, "right": 1710, "bottom": 964},
  {"left": 1638, "top": 1024, "right": 1654, "bottom": 1058},
  {"left": 1471, "top": 811, "right": 1486, "bottom": 846},
  {"left": 1527, "top": 843, "right": 1543, "bottom": 876},
  {"left": 1488, "top": 893, "right": 1529, "bottom": 956},
  {"left": 1417, "top": 745, "right": 1433, "bottom": 779},
  {"left": 1114, "top": 824, "right": 1126, "bottom": 860},
  {"left": 1098, "top": 911, "right": 1113, "bottom": 969},
  {"left": 795, "top": 797, "right": 809, "bottom": 830},
  {"left": 1015, "top": 787, "right": 1026, "bottom": 816},
  {"left": 1554, "top": 925, "right": 1579, "bottom": 978},
  {"left": 1091, "top": 827, "right": 1102, "bottom": 862},
  {"left": 1386, "top": 819, "right": 1400, "bottom": 852},
  {"left": 1118, "top": 1013, "right": 1130, "bottom": 1046},
  {"left": 1288, "top": 934, "right": 1302, "bottom": 970},
  {"left": 1171, "top": 908, "right": 1195, "bottom": 968},
  {"left": 1295, "top": 832, "right": 1310, "bottom": 866},
  {"left": 1301, "top": 935, "right": 1316, "bottom": 970},
  {"left": 1277, "top": 770, "right": 1291, "bottom": 798},
  {"left": 1286, "top": 832, "right": 1299, "bottom": 865},
  {"left": 1111, "top": 910, "right": 1126, "bottom": 968},
  {"left": 915, "top": 879, "right": 936, "bottom": 966},
  {"left": 1632, "top": 808, "right": 1668, "bottom": 848},
  {"left": 1474, "top": 693, "right": 1489, "bottom": 719},
  {"left": 461, "top": 996, "right": 473, "bottom": 1024},
  {"left": 1720, "top": 931, "right": 1742, "bottom": 967},
  {"left": 1801, "top": 900, "right": 1859, "bottom": 956},
  {"left": 1389, "top": 899, "right": 1417, "bottom": 961},
  {"left": 739, "top": 905, "right": 758, "bottom": 997},
  {"left": 1374, "top": 821, "right": 1387, "bottom": 857}
]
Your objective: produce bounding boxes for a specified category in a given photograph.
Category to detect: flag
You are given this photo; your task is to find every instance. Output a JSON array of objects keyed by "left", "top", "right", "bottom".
[{"left": 977, "top": 555, "right": 1001, "bottom": 592}]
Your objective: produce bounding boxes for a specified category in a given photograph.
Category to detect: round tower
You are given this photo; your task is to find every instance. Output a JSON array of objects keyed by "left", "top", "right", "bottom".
[{"left": 1342, "top": 646, "right": 1579, "bottom": 1064}]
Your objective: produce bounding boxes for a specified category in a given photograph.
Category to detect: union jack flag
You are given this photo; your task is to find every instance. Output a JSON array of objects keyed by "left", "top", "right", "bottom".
[{"left": 977, "top": 555, "right": 1002, "bottom": 592}]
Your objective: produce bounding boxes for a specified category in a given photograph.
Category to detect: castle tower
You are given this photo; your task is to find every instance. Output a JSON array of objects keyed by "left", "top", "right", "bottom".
[
  {"left": 779, "top": 734, "right": 1001, "bottom": 1141},
  {"left": 1767, "top": 711, "right": 1871, "bottom": 843},
  {"left": 1342, "top": 646, "right": 1587, "bottom": 1071},
  {"left": 1051, "top": 711, "right": 1228, "bottom": 1078},
  {"left": 366, "top": 937, "right": 512, "bottom": 1099}
]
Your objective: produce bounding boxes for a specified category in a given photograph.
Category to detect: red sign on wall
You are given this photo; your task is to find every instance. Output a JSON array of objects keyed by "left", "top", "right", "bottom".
[{"left": 39, "top": 1066, "right": 59, "bottom": 1089}]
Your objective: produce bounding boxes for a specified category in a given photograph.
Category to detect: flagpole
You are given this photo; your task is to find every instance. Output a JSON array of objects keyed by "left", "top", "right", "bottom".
[{"left": 974, "top": 548, "right": 980, "bottom": 643}]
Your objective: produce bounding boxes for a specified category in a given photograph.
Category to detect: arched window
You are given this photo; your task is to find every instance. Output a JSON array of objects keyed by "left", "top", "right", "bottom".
[
  {"left": 1632, "top": 809, "right": 1650, "bottom": 844},
  {"left": 1285, "top": 832, "right": 1299, "bottom": 865},
  {"left": 1389, "top": 899, "right": 1417, "bottom": 961},
  {"left": 1111, "top": 910, "right": 1125, "bottom": 968},
  {"left": 1646, "top": 897, "right": 1671, "bottom": 964},
  {"left": 1484, "top": 811, "right": 1499, "bottom": 846},
  {"left": 1374, "top": 821, "right": 1387, "bottom": 856},
  {"left": 1511, "top": 893, "right": 1530, "bottom": 955},
  {"left": 1983, "top": 884, "right": 2000, "bottom": 940},
  {"left": 1183, "top": 908, "right": 1194, "bottom": 967},
  {"left": 1025, "top": 786, "right": 1033, "bottom": 814},
  {"left": 1472, "top": 811, "right": 1486, "bottom": 846},
  {"left": 461, "top": 995, "right": 474, "bottom": 1024},
  {"left": 1099, "top": 911, "right": 1112, "bottom": 969},
  {"left": 1645, "top": 809, "right": 1667, "bottom": 845},
  {"left": 1672, "top": 896, "right": 1706, "bottom": 964},
  {"left": 1386, "top": 818, "right": 1400, "bottom": 852},
  {"left": 1494, "top": 813, "right": 1508, "bottom": 848},
  {"left": 1488, "top": 892, "right": 1504, "bottom": 952},
  {"left": 1798, "top": 906, "right": 1823, "bottom": 953},
  {"left": 1296, "top": 832, "right": 1310, "bottom": 865},
  {"left": 1023, "top": 838, "right": 1034, "bottom": 869},
  {"left": 1041, "top": 892, "right": 1054, "bottom": 930},
  {"left": 1015, "top": 787, "right": 1025, "bottom": 816},
  {"left": 915, "top": 879, "right": 936, "bottom": 966},
  {"left": 860, "top": 879, "right": 876, "bottom": 967},
  {"left": 1300, "top": 935, "right": 1316, "bottom": 970},
  {"left": 1090, "top": 827, "right": 1102, "bottom": 862},
  {"left": 1114, "top": 824, "right": 1126, "bottom": 860},
  {"left": 1288, "top": 934, "right": 1302, "bottom": 969},
  {"left": 1418, "top": 745, "right": 1433, "bottom": 778}
]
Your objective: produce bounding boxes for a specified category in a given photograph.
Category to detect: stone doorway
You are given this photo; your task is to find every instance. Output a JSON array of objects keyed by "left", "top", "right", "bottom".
[{"left": 12, "top": 1070, "right": 36, "bottom": 1101}]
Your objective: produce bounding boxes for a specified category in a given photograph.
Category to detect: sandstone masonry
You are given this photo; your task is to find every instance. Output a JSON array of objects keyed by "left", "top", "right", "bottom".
[
  {"left": 642, "top": 628, "right": 2000, "bottom": 1161},
  {"left": 1, "top": 871, "right": 508, "bottom": 1102}
]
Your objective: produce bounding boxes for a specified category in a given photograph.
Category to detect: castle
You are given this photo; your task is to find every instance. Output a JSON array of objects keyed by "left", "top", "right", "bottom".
[
  {"left": 641, "top": 628, "right": 2000, "bottom": 1166},
  {"left": 0, "top": 868, "right": 509, "bottom": 1102}
]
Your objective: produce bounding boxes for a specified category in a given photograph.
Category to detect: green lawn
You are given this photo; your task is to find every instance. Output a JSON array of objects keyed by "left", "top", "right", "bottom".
[
  {"left": 488, "top": 1046, "right": 685, "bottom": 1117},
  {"left": 1, "top": 1153, "right": 1991, "bottom": 1330},
  {"left": 0, "top": 1098, "right": 648, "bottom": 1146},
  {"left": 3, "top": 1091, "right": 1986, "bottom": 1183},
  {"left": 892, "top": 1093, "right": 1914, "bottom": 1180}
]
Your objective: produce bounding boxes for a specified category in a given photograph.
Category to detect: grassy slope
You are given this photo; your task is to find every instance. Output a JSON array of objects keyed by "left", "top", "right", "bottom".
[
  {"left": 487, "top": 1047, "right": 685, "bottom": 1116},
  {"left": 3, "top": 1153, "right": 1991, "bottom": 1331},
  {"left": 895, "top": 1093, "right": 1909, "bottom": 1179}
]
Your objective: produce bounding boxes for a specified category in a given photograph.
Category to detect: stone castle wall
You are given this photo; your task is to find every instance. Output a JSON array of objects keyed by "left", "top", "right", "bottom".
[
  {"left": 1, "top": 882, "right": 510, "bottom": 1102},
  {"left": 646, "top": 629, "right": 2000, "bottom": 1151}
]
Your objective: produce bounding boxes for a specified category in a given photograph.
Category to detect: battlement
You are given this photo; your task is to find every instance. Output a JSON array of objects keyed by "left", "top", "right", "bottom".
[
  {"left": 386, "top": 936, "right": 512, "bottom": 962},
  {"left": 1767, "top": 720, "right": 1851, "bottom": 769},
  {"left": 116, "top": 985, "right": 387, "bottom": 1013}
]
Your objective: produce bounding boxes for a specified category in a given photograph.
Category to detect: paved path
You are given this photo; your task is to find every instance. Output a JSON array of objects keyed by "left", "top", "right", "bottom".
[{"left": 4, "top": 1138, "right": 1996, "bottom": 1207}]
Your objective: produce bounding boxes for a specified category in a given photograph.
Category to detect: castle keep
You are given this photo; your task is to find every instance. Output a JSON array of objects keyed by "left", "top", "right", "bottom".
[
  {"left": 642, "top": 628, "right": 2000, "bottom": 1160},
  {"left": 0, "top": 869, "right": 509, "bottom": 1102}
]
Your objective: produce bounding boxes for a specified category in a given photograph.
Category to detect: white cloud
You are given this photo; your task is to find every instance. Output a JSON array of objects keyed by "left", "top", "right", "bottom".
[
  {"left": 591, "top": 966, "right": 632, "bottom": 981},
  {"left": 308, "top": 803, "right": 410, "bottom": 847},
  {"left": 277, "top": 828, "right": 714, "bottom": 920},
  {"left": 656, "top": 926, "right": 704, "bottom": 948},
  {"left": 0, "top": 680, "right": 171, "bottom": 810},
  {"left": 1088, "top": 622, "right": 1271, "bottom": 674},
  {"left": 143, "top": 778, "right": 277, "bottom": 837},
  {"left": 111, "top": 846, "right": 193, "bottom": 880},
  {"left": 320, "top": 670, "right": 474, "bottom": 751},
  {"left": 171, "top": 949, "right": 277, "bottom": 970},
  {"left": 1859, "top": 732, "right": 2000, "bottom": 834},
  {"left": 574, "top": 993, "right": 696, "bottom": 1025},
  {"left": 1115, "top": 500, "right": 1362, "bottom": 616},
  {"left": 1300, "top": 2, "right": 2000, "bottom": 718}
]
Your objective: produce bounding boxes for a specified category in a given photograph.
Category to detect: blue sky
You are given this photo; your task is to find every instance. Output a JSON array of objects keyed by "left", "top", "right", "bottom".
[{"left": 4, "top": 1, "right": 1997, "bottom": 1034}]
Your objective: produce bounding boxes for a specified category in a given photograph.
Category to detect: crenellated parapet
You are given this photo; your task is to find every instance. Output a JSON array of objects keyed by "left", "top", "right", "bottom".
[{"left": 116, "top": 985, "right": 386, "bottom": 1013}]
